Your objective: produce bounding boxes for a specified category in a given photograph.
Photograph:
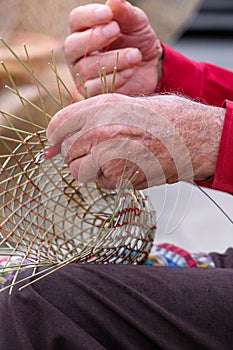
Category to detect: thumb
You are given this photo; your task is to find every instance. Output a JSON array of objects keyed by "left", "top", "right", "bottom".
[{"left": 106, "top": 0, "right": 149, "bottom": 32}]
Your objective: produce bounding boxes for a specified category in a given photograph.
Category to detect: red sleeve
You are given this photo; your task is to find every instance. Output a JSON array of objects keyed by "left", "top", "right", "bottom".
[
  {"left": 212, "top": 100, "right": 233, "bottom": 194},
  {"left": 157, "top": 44, "right": 233, "bottom": 194},
  {"left": 195, "top": 100, "right": 233, "bottom": 194},
  {"left": 157, "top": 43, "right": 233, "bottom": 107}
]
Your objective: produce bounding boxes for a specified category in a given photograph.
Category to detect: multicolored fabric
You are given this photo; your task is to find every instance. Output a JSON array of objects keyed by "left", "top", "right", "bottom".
[
  {"left": 0, "top": 243, "right": 215, "bottom": 289},
  {"left": 145, "top": 243, "right": 215, "bottom": 268}
]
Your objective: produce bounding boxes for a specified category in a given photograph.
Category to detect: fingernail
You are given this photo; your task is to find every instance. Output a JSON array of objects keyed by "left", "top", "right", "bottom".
[
  {"left": 95, "top": 6, "right": 112, "bottom": 20},
  {"left": 126, "top": 48, "right": 141, "bottom": 64},
  {"left": 102, "top": 21, "right": 119, "bottom": 39}
]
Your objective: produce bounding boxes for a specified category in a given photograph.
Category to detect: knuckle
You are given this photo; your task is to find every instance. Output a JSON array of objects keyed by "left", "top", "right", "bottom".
[
  {"left": 64, "top": 33, "right": 76, "bottom": 51},
  {"left": 69, "top": 162, "right": 79, "bottom": 180},
  {"left": 64, "top": 33, "right": 79, "bottom": 63},
  {"left": 68, "top": 8, "right": 79, "bottom": 31},
  {"left": 64, "top": 35, "right": 73, "bottom": 55}
]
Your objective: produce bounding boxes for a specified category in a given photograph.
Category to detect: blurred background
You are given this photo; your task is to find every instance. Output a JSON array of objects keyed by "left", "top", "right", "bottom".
[{"left": 0, "top": 0, "right": 232, "bottom": 253}]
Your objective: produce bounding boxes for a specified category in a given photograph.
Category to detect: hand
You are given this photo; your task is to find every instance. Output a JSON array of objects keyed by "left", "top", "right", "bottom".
[
  {"left": 64, "top": 0, "right": 163, "bottom": 97},
  {"left": 46, "top": 94, "right": 224, "bottom": 190}
]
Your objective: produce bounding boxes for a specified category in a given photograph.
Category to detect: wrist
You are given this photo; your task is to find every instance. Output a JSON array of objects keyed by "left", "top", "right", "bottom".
[
  {"left": 192, "top": 105, "right": 225, "bottom": 181},
  {"left": 212, "top": 100, "right": 233, "bottom": 193}
]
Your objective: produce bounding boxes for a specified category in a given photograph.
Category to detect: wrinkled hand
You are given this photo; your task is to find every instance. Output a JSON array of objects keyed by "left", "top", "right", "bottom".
[
  {"left": 65, "top": 0, "right": 163, "bottom": 96},
  {"left": 46, "top": 94, "right": 224, "bottom": 189}
]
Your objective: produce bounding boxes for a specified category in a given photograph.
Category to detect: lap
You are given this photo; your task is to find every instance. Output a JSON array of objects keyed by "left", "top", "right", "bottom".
[{"left": 0, "top": 264, "right": 233, "bottom": 350}]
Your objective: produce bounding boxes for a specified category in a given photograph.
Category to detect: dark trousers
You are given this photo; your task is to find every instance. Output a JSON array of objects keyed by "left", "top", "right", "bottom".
[{"left": 0, "top": 249, "right": 233, "bottom": 350}]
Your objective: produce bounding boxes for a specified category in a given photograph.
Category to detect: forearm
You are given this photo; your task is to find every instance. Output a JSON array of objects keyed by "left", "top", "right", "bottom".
[
  {"left": 148, "top": 94, "right": 233, "bottom": 194},
  {"left": 140, "top": 94, "right": 225, "bottom": 182}
]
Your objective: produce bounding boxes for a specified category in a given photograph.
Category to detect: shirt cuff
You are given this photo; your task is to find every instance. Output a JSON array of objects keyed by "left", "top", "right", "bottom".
[
  {"left": 212, "top": 99, "right": 233, "bottom": 194},
  {"left": 196, "top": 100, "right": 233, "bottom": 194}
]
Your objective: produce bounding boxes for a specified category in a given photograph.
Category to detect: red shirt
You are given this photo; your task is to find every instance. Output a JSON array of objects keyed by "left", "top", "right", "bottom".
[{"left": 157, "top": 43, "right": 233, "bottom": 194}]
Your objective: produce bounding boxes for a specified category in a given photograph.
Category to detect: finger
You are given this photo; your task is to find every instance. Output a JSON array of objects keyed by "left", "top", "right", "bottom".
[
  {"left": 61, "top": 128, "right": 97, "bottom": 165},
  {"left": 69, "top": 153, "right": 99, "bottom": 184},
  {"left": 71, "top": 48, "right": 142, "bottom": 81},
  {"left": 47, "top": 94, "right": 130, "bottom": 144},
  {"left": 46, "top": 99, "right": 92, "bottom": 144},
  {"left": 61, "top": 124, "right": 128, "bottom": 165},
  {"left": 106, "top": 0, "right": 159, "bottom": 62},
  {"left": 68, "top": 141, "right": 151, "bottom": 190},
  {"left": 106, "top": 0, "right": 148, "bottom": 32},
  {"left": 65, "top": 22, "right": 120, "bottom": 65},
  {"left": 99, "top": 160, "right": 149, "bottom": 190},
  {"left": 68, "top": 154, "right": 124, "bottom": 190},
  {"left": 69, "top": 4, "right": 113, "bottom": 32},
  {"left": 69, "top": 154, "right": 117, "bottom": 189},
  {"left": 68, "top": 146, "right": 126, "bottom": 188},
  {"left": 84, "top": 67, "right": 137, "bottom": 96}
]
